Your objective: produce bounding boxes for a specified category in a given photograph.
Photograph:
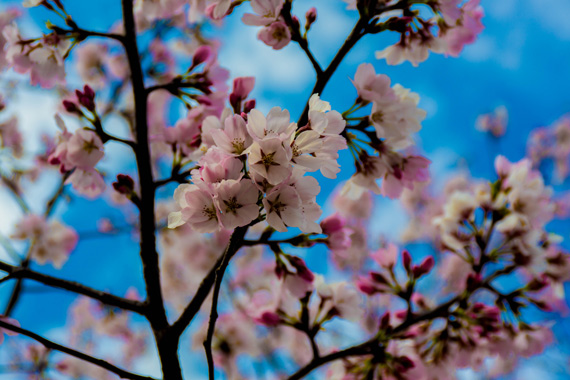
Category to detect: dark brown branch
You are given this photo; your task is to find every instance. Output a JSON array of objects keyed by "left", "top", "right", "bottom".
[
  {"left": 203, "top": 226, "right": 248, "bottom": 380},
  {"left": 120, "top": 1, "right": 182, "bottom": 378},
  {"left": 285, "top": 265, "right": 518, "bottom": 380},
  {"left": 154, "top": 168, "right": 194, "bottom": 188},
  {"left": 280, "top": 2, "right": 322, "bottom": 76},
  {"left": 296, "top": 16, "right": 369, "bottom": 126},
  {"left": 0, "top": 320, "right": 155, "bottom": 380},
  {"left": 0, "top": 260, "right": 145, "bottom": 314},
  {"left": 145, "top": 81, "right": 200, "bottom": 95}
]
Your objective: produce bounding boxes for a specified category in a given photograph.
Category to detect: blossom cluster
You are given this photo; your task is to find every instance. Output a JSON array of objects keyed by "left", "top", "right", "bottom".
[
  {"left": 527, "top": 115, "right": 570, "bottom": 183},
  {"left": 168, "top": 94, "right": 346, "bottom": 234},
  {"left": 47, "top": 87, "right": 107, "bottom": 198},
  {"left": 343, "top": 63, "right": 430, "bottom": 199},
  {"left": 375, "top": 0, "right": 484, "bottom": 67},
  {"left": 11, "top": 214, "right": 78, "bottom": 268},
  {"left": 2, "top": 18, "right": 71, "bottom": 88},
  {"left": 0, "top": 1, "right": 569, "bottom": 380}
]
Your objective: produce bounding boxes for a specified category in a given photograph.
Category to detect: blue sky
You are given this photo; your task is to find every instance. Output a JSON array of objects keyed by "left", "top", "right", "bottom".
[{"left": 1, "top": 0, "right": 570, "bottom": 379}]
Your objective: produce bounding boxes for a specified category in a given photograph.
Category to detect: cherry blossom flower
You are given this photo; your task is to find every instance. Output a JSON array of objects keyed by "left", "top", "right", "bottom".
[
  {"left": 168, "top": 183, "right": 221, "bottom": 232},
  {"left": 246, "top": 107, "right": 296, "bottom": 141},
  {"left": 370, "top": 85, "right": 426, "bottom": 149},
  {"left": 241, "top": 0, "right": 284, "bottom": 26},
  {"left": 351, "top": 63, "right": 396, "bottom": 104},
  {"left": 258, "top": 21, "right": 292, "bottom": 50},
  {"left": 262, "top": 185, "right": 304, "bottom": 232},
  {"left": 11, "top": 214, "right": 78, "bottom": 268},
  {"left": 214, "top": 179, "right": 260, "bottom": 229},
  {"left": 210, "top": 114, "right": 252, "bottom": 155},
  {"left": 247, "top": 138, "right": 292, "bottom": 185}
]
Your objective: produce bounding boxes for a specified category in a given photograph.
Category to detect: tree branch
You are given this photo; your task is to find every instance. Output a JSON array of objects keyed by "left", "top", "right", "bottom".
[
  {"left": 0, "top": 320, "right": 155, "bottom": 380},
  {"left": 120, "top": 0, "right": 182, "bottom": 378},
  {"left": 203, "top": 226, "right": 248, "bottom": 380},
  {"left": 285, "top": 265, "right": 518, "bottom": 380},
  {"left": 0, "top": 260, "right": 145, "bottom": 314},
  {"left": 296, "top": 16, "right": 369, "bottom": 126}
]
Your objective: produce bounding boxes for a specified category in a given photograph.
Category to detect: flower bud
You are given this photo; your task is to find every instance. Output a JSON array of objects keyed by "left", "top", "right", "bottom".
[
  {"left": 62, "top": 100, "right": 80, "bottom": 114},
  {"left": 320, "top": 213, "right": 345, "bottom": 235},
  {"left": 379, "top": 311, "right": 390, "bottom": 330},
  {"left": 192, "top": 45, "right": 212, "bottom": 68},
  {"left": 402, "top": 249, "right": 412, "bottom": 271},
  {"left": 356, "top": 277, "right": 376, "bottom": 295},
  {"left": 112, "top": 174, "right": 134, "bottom": 195},
  {"left": 243, "top": 99, "right": 256, "bottom": 114},
  {"left": 256, "top": 311, "right": 282, "bottom": 326},
  {"left": 412, "top": 256, "right": 434, "bottom": 278},
  {"left": 305, "top": 7, "right": 317, "bottom": 30},
  {"left": 288, "top": 256, "right": 314, "bottom": 282},
  {"left": 231, "top": 77, "right": 255, "bottom": 101}
]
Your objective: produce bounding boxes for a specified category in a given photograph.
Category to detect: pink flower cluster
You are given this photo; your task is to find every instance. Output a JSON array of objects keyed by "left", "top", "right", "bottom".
[
  {"left": 343, "top": 64, "right": 430, "bottom": 199},
  {"left": 3, "top": 23, "right": 70, "bottom": 88},
  {"left": 11, "top": 214, "right": 78, "bottom": 268},
  {"left": 48, "top": 88, "right": 106, "bottom": 198},
  {"left": 476, "top": 106, "right": 508, "bottom": 137},
  {"left": 242, "top": 0, "right": 291, "bottom": 50},
  {"left": 168, "top": 94, "right": 346, "bottom": 233},
  {"left": 376, "top": 0, "right": 484, "bottom": 66},
  {"left": 527, "top": 115, "right": 570, "bottom": 183}
]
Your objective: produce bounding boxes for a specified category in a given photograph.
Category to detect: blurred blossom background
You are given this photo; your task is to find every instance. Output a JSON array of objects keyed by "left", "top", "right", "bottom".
[{"left": 0, "top": 0, "right": 570, "bottom": 378}]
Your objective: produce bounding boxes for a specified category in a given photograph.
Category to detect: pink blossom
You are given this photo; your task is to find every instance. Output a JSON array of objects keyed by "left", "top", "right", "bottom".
[
  {"left": 168, "top": 184, "right": 221, "bottom": 232},
  {"left": 214, "top": 179, "right": 260, "bottom": 229},
  {"left": 210, "top": 114, "right": 252, "bottom": 155},
  {"left": 262, "top": 186, "right": 303, "bottom": 232},
  {"left": 441, "top": 0, "right": 484, "bottom": 57},
  {"left": 247, "top": 138, "right": 292, "bottom": 185},
  {"left": 11, "top": 215, "right": 78, "bottom": 268},
  {"left": 382, "top": 155, "right": 431, "bottom": 199},
  {"left": 66, "top": 129, "right": 105, "bottom": 168},
  {"left": 0, "top": 117, "right": 23, "bottom": 157},
  {"left": 66, "top": 168, "right": 106, "bottom": 198},
  {"left": 371, "top": 243, "right": 399, "bottom": 269},
  {"left": 246, "top": 107, "right": 296, "bottom": 141},
  {"left": 351, "top": 63, "right": 396, "bottom": 104},
  {"left": 242, "top": 0, "right": 284, "bottom": 26},
  {"left": 258, "top": 21, "right": 291, "bottom": 50}
]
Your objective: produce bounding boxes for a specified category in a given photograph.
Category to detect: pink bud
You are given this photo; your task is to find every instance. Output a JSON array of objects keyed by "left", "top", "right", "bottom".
[
  {"left": 288, "top": 256, "right": 314, "bottom": 282},
  {"left": 395, "top": 309, "right": 407, "bottom": 320},
  {"left": 412, "top": 256, "right": 434, "bottom": 278},
  {"left": 494, "top": 155, "right": 511, "bottom": 178},
  {"left": 402, "top": 250, "right": 412, "bottom": 271},
  {"left": 320, "top": 213, "right": 345, "bottom": 235},
  {"left": 83, "top": 85, "right": 95, "bottom": 100},
  {"left": 192, "top": 45, "right": 212, "bottom": 67},
  {"left": 305, "top": 7, "right": 317, "bottom": 29},
  {"left": 356, "top": 277, "right": 376, "bottom": 295},
  {"left": 256, "top": 311, "right": 281, "bottom": 326},
  {"left": 379, "top": 311, "right": 390, "bottom": 329},
  {"left": 62, "top": 100, "right": 79, "bottom": 114},
  {"left": 243, "top": 99, "right": 256, "bottom": 113},
  {"left": 231, "top": 77, "right": 255, "bottom": 100}
]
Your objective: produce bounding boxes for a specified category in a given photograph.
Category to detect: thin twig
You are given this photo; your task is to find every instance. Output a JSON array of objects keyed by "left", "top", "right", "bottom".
[
  {"left": 0, "top": 320, "right": 155, "bottom": 380},
  {"left": 0, "top": 260, "right": 146, "bottom": 314},
  {"left": 285, "top": 265, "right": 518, "bottom": 380},
  {"left": 203, "top": 226, "right": 248, "bottom": 380}
]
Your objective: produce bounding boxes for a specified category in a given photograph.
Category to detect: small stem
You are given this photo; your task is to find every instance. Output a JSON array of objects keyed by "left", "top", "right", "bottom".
[
  {"left": 203, "top": 226, "right": 248, "bottom": 380},
  {"left": 0, "top": 320, "right": 155, "bottom": 380}
]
